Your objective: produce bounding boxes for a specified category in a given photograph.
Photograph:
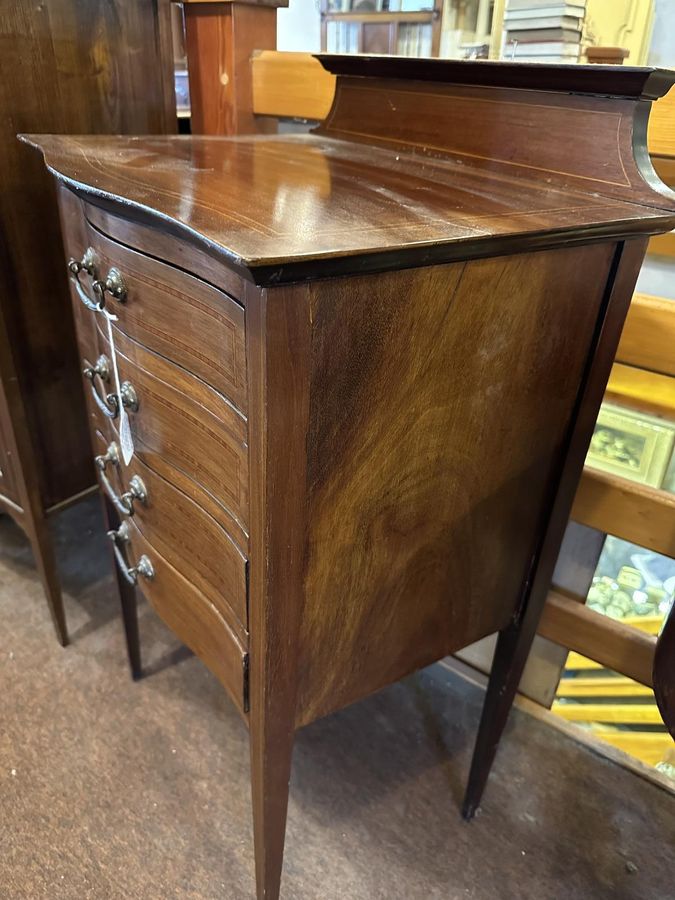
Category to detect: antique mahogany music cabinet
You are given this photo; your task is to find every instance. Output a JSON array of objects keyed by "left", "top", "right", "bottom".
[{"left": 25, "top": 56, "right": 675, "bottom": 899}]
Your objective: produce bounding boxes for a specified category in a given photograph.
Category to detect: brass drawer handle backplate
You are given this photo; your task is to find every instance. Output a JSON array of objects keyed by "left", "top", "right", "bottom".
[
  {"left": 95, "top": 441, "right": 119, "bottom": 472},
  {"left": 83, "top": 355, "right": 117, "bottom": 418},
  {"left": 82, "top": 359, "right": 138, "bottom": 421},
  {"left": 68, "top": 248, "right": 127, "bottom": 310},
  {"left": 68, "top": 246, "right": 98, "bottom": 279},
  {"left": 69, "top": 246, "right": 103, "bottom": 311},
  {"left": 83, "top": 354, "right": 110, "bottom": 384},
  {"left": 105, "top": 381, "right": 139, "bottom": 418},
  {"left": 99, "top": 462, "right": 148, "bottom": 517},
  {"left": 107, "top": 521, "right": 154, "bottom": 586},
  {"left": 99, "top": 266, "right": 128, "bottom": 303}
]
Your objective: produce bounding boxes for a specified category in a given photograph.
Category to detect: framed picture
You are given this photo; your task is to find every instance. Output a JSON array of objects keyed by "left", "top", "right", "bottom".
[{"left": 585, "top": 402, "right": 675, "bottom": 489}]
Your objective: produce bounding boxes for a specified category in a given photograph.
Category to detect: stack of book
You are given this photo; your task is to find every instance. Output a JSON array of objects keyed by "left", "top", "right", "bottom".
[{"left": 503, "top": 1, "right": 585, "bottom": 63}]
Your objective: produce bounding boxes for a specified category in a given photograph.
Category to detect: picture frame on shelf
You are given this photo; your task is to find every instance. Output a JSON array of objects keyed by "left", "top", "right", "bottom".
[{"left": 585, "top": 402, "right": 675, "bottom": 489}]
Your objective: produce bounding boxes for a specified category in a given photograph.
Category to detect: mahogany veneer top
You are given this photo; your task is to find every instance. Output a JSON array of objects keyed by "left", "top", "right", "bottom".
[{"left": 21, "top": 133, "right": 675, "bottom": 284}]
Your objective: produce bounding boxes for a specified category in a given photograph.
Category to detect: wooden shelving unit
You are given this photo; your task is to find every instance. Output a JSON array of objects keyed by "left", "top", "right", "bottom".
[{"left": 321, "top": 1, "right": 443, "bottom": 57}]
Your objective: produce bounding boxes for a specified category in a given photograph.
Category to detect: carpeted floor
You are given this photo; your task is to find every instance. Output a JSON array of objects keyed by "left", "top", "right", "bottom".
[{"left": 0, "top": 497, "right": 673, "bottom": 900}]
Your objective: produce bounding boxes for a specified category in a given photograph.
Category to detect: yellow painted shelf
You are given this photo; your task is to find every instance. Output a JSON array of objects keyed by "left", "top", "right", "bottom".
[
  {"left": 557, "top": 677, "right": 653, "bottom": 698},
  {"left": 552, "top": 703, "right": 664, "bottom": 725},
  {"left": 589, "top": 730, "right": 674, "bottom": 767}
]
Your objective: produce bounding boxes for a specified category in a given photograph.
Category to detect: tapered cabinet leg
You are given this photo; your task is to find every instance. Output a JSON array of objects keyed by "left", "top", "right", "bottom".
[
  {"left": 113, "top": 554, "right": 142, "bottom": 681},
  {"left": 28, "top": 514, "right": 68, "bottom": 647},
  {"left": 463, "top": 615, "right": 539, "bottom": 820},
  {"left": 250, "top": 715, "right": 295, "bottom": 900},
  {"left": 101, "top": 496, "right": 142, "bottom": 680},
  {"left": 462, "top": 241, "right": 648, "bottom": 819}
]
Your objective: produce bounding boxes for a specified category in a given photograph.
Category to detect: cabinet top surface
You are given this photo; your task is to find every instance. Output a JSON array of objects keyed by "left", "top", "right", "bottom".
[
  {"left": 22, "top": 54, "right": 675, "bottom": 283},
  {"left": 22, "top": 131, "right": 675, "bottom": 284}
]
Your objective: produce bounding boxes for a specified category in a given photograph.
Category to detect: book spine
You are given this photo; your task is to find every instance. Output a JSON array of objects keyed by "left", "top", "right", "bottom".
[{"left": 505, "top": 7, "right": 586, "bottom": 21}]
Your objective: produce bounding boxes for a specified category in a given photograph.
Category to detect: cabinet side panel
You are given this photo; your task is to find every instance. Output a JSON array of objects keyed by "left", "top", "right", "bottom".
[{"left": 297, "top": 244, "right": 615, "bottom": 725}]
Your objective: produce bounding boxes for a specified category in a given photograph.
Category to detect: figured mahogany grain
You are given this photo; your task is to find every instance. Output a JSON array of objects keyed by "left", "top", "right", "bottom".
[
  {"left": 295, "top": 243, "right": 614, "bottom": 724},
  {"left": 463, "top": 237, "right": 650, "bottom": 818}
]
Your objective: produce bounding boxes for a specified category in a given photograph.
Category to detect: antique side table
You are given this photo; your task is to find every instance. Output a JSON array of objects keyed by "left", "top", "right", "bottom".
[{"left": 24, "top": 55, "right": 675, "bottom": 900}]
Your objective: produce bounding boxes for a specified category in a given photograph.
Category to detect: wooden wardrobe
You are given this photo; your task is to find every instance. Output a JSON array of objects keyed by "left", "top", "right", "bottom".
[{"left": 0, "top": 0, "right": 175, "bottom": 643}]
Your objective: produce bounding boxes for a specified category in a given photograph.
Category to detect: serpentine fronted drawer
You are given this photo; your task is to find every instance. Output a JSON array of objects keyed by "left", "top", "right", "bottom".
[
  {"left": 58, "top": 185, "right": 251, "bottom": 712},
  {"left": 95, "top": 323, "right": 249, "bottom": 543},
  {"left": 92, "top": 427, "right": 248, "bottom": 641},
  {"left": 123, "top": 516, "right": 248, "bottom": 717},
  {"left": 81, "top": 219, "right": 248, "bottom": 414}
]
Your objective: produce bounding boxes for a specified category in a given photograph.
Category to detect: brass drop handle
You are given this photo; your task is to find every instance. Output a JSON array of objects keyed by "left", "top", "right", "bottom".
[
  {"left": 68, "top": 246, "right": 99, "bottom": 279},
  {"left": 82, "top": 354, "right": 110, "bottom": 384},
  {"left": 69, "top": 247, "right": 104, "bottom": 311},
  {"left": 126, "top": 554, "right": 155, "bottom": 585},
  {"left": 85, "top": 372, "right": 137, "bottom": 421},
  {"left": 97, "top": 452, "right": 126, "bottom": 516},
  {"left": 83, "top": 355, "right": 117, "bottom": 418},
  {"left": 105, "top": 381, "right": 139, "bottom": 418},
  {"left": 120, "top": 474, "right": 148, "bottom": 513},
  {"left": 95, "top": 441, "right": 119, "bottom": 472},
  {"left": 107, "top": 521, "right": 154, "bottom": 586},
  {"left": 82, "top": 355, "right": 133, "bottom": 420},
  {"left": 92, "top": 267, "right": 127, "bottom": 305},
  {"left": 99, "top": 466, "right": 147, "bottom": 518}
]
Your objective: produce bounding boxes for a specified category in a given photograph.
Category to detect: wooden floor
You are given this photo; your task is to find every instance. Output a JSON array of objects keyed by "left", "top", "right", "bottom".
[{"left": 1, "top": 497, "right": 673, "bottom": 900}]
